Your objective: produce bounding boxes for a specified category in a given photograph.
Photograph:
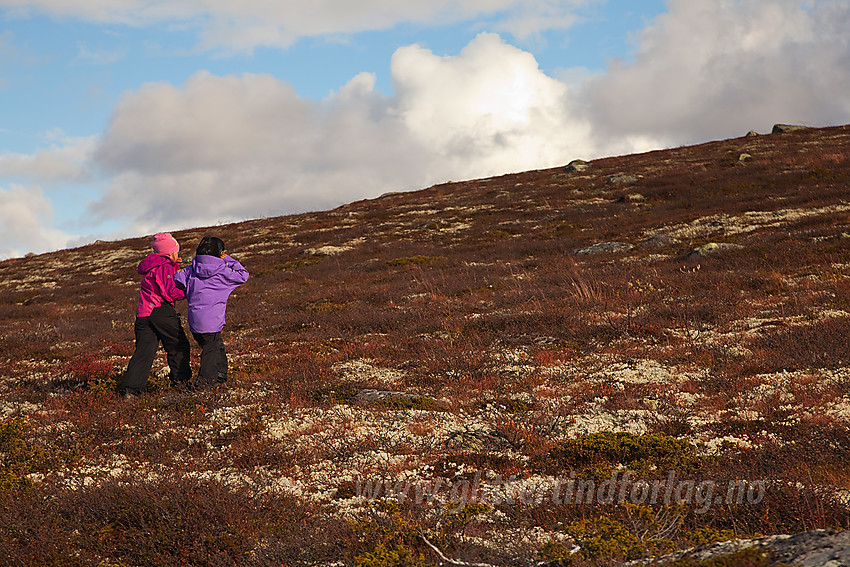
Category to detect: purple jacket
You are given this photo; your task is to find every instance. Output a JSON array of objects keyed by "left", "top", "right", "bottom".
[
  {"left": 174, "top": 255, "right": 249, "bottom": 334},
  {"left": 136, "top": 253, "right": 185, "bottom": 317}
]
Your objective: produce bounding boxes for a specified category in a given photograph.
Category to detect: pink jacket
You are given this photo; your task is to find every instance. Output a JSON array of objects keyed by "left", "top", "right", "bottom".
[{"left": 136, "top": 253, "right": 186, "bottom": 317}]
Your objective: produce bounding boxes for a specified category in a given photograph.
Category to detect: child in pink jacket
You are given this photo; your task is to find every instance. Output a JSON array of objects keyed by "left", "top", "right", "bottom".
[{"left": 119, "top": 233, "right": 192, "bottom": 396}]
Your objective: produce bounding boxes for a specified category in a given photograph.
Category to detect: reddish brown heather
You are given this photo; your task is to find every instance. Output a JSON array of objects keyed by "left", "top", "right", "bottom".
[{"left": 1, "top": 124, "right": 850, "bottom": 566}]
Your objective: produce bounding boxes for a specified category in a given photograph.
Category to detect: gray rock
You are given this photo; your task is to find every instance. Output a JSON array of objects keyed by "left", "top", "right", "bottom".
[
  {"left": 688, "top": 242, "right": 743, "bottom": 257},
  {"left": 771, "top": 530, "right": 850, "bottom": 566},
  {"left": 356, "top": 389, "right": 433, "bottom": 405},
  {"left": 444, "top": 427, "right": 513, "bottom": 452},
  {"left": 575, "top": 242, "right": 635, "bottom": 255},
  {"left": 745, "top": 130, "right": 759, "bottom": 137},
  {"left": 607, "top": 173, "right": 640, "bottom": 185},
  {"left": 620, "top": 193, "right": 646, "bottom": 203},
  {"left": 773, "top": 123, "right": 808, "bottom": 133},
  {"left": 628, "top": 530, "right": 850, "bottom": 566},
  {"left": 641, "top": 235, "right": 681, "bottom": 248},
  {"left": 564, "top": 159, "right": 590, "bottom": 173}
]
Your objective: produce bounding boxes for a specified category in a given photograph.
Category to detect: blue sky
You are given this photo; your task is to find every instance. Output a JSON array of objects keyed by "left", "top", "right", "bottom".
[{"left": 1, "top": 0, "right": 849, "bottom": 259}]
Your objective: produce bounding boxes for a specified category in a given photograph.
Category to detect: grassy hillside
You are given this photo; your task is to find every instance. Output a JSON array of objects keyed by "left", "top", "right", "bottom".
[{"left": 2, "top": 125, "right": 850, "bottom": 565}]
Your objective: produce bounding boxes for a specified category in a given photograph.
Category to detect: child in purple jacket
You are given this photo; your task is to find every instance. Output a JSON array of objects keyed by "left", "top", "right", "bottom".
[
  {"left": 174, "top": 235, "right": 249, "bottom": 388},
  {"left": 120, "top": 233, "right": 192, "bottom": 396}
]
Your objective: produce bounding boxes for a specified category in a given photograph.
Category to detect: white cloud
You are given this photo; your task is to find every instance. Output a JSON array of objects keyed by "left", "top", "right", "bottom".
[
  {"left": 392, "top": 32, "right": 595, "bottom": 171},
  {"left": 0, "top": 135, "right": 95, "bottom": 182},
  {"left": 90, "top": 69, "right": 422, "bottom": 231},
  {"left": 89, "top": 32, "right": 600, "bottom": 232},
  {"left": 0, "top": 184, "right": 74, "bottom": 259},
  {"left": 581, "top": 0, "right": 850, "bottom": 142},
  {"left": 0, "top": 0, "right": 589, "bottom": 51},
  {"left": 84, "top": 0, "right": 850, "bottom": 236}
]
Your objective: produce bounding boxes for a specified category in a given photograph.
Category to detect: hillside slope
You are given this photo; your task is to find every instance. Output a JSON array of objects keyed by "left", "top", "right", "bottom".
[{"left": 2, "top": 125, "right": 850, "bottom": 565}]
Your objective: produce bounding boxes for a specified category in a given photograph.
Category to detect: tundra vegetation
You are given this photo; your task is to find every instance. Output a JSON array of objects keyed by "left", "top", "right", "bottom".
[{"left": 1, "top": 125, "right": 850, "bottom": 566}]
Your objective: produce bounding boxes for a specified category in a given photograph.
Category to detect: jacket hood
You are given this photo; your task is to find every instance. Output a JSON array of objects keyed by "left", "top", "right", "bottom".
[
  {"left": 138, "top": 253, "right": 174, "bottom": 275},
  {"left": 192, "top": 255, "right": 226, "bottom": 279}
]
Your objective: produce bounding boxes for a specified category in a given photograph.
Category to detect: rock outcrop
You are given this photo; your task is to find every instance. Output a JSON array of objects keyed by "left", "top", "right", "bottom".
[
  {"left": 575, "top": 242, "right": 635, "bottom": 255},
  {"left": 607, "top": 173, "right": 640, "bottom": 185},
  {"left": 564, "top": 159, "right": 590, "bottom": 173},
  {"left": 773, "top": 123, "right": 808, "bottom": 133},
  {"left": 632, "top": 529, "right": 850, "bottom": 566},
  {"left": 688, "top": 242, "right": 743, "bottom": 257}
]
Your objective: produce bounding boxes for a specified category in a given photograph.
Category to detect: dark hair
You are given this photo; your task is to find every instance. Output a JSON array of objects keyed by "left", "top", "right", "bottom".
[{"left": 196, "top": 235, "right": 225, "bottom": 257}]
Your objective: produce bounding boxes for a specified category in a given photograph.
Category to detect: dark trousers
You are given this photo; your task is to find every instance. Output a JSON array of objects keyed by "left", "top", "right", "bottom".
[
  {"left": 193, "top": 331, "right": 228, "bottom": 388},
  {"left": 120, "top": 304, "right": 191, "bottom": 395}
]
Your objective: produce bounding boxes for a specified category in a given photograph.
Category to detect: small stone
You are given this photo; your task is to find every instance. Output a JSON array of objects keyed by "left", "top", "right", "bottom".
[
  {"left": 575, "top": 242, "right": 635, "bottom": 255},
  {"left": 688, "top": 242, "right": 743, "bottom": 256},
  {"left": 618, "top": 193, "right": 646, "bottom": 203},
  {"left": 641, "top": 235, "right": 680, "bottom": 248},
  {"left": 607, "top": 173, "right": 639, "bottom": 185},
  {"left": 355, "top": 388, "right": 436, "bottom": 407}
]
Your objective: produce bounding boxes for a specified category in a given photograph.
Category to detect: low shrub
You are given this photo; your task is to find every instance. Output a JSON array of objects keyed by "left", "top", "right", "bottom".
[
  {"left": 0, "top": 418, "right": 73, "bottom": 489},
  {"left": 534, "top": 431, "right": 702, "bottom": 476},
  {"left": 0, "top": 477, "right": 326, "bottom": 567},
  {"left": 386, "top": 255, "right": 446, "bottom": 267},
  {"left": 354, "top": 543, "right": 434, "bottom": 567}
]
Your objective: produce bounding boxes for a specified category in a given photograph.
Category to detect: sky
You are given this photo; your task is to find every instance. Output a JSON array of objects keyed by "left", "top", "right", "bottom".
[{"left": 1, "top": 0, "right": 849, "bottom": 259}]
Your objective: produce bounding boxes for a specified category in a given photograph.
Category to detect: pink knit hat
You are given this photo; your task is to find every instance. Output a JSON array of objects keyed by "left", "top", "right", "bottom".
[{"left": 151, "top": 232, "right": 179, "bottom": 256}]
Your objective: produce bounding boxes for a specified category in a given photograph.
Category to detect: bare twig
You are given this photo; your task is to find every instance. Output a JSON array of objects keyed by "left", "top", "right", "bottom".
[{"left": 419, "top": 533, "right": 499, "bottom": 567}]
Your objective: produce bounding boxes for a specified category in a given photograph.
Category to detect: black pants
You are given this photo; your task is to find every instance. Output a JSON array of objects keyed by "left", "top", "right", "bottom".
[
  {"left": 120, "top": 304, "right": 191, "bottom": 395},
  {"left": 192, "top": 331, "right": 228, "bottom": 388}
]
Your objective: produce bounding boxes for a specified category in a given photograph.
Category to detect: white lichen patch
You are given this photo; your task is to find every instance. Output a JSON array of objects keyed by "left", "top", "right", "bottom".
[
  {"left": 646, "top": 202, "right": 850, "bottom": 240},
  {"left": 304, "top": 244, "right": 353, "bottom": 256},
  {"left": 332, "top": 359, "right": 406, "bottom": 385},
  {"left": 586, "top": 358, "right": 682, "bottom": 385}
]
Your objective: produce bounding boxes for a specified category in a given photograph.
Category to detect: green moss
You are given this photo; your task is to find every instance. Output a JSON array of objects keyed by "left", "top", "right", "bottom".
[
  {"left": 563, "top": 508, "right": 676, "bottom": 562},
  {"left": 0, "top": 469, "right": 32, "bottom": 490},
  {"left": 538, "top": 541, "right": 578, "bottom": 566},
  {"left": 308, "top": 300, "right": 349, "bottom": 312},
  {"left": 327, "top": 385, "right": 360, "bottom": 405},
  {"left": 805, "top": 167, "right": 847, "bottom": 182},
  {"left": 350, "top": 500, "right": 419, "bottom": 548},
  {"left": 689, "top": 527, "right": 738, "bottom": 546},
  {"left": 535, "top": 431, "right": 702, "bottom": 476},
  {"left": 88, "top": 374, "right": 119, "bottom": 396},
  {"left": 146, "top": 371, "right": 170, "bottom": 394},
  {"left": 494, "top": 397, "right": 533, "bottom": 413},
  {"left": 385, "top": 255, "right": 445, "bottom": 267},
  {"left": 1, "top": 418, "right": 73, "bottom": 489},
  {"left": 378, "top": 395, "right": 443, "bottom": 411},
  {"left": 565, "top": 514, "right": 646, "bottom": 561},
  {"left": 353, "top": 543, "right": 434, "bottom": 567}
]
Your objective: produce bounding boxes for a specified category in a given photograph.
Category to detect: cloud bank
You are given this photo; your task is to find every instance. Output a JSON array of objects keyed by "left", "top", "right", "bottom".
[
  {"left": 2, "top": 0, "right": 850, "bottom": 258},
  {"left": 583, "top": 0, "right": 850, "bottom": 143},
  {"left": 0, "top": 0, "right": 589, "bottom": 51},
  {"left": 0, "top": 184, "right": 71, "bottom": 259},
  {"left": 91, "top": 33, "right": 601, "bottom": 234},
  {"left": 0, "top": 135, "right": 95, "bottom": 182}
]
